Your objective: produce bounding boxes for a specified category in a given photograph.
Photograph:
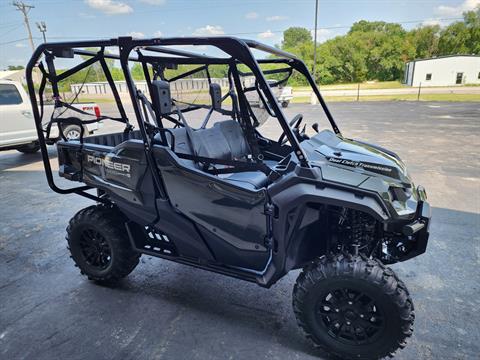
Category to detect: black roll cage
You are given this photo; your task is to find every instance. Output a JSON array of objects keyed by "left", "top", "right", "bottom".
[{"left": 25, "top": 36, "right": 341, "bottom": 202}]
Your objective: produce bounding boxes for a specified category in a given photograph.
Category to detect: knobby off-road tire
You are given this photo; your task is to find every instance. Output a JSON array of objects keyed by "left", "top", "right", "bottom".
[
  {"left": 67, "top": 205, "right": 140, "bottom": 283},
  {"left": 293, "top": 254, "right": 414, "bottom": 360}
]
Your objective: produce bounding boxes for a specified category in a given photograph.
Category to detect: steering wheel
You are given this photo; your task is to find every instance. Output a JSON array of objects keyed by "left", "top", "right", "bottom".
[{"left": 278, "top": 114, "right": 303, "bottom": 145}]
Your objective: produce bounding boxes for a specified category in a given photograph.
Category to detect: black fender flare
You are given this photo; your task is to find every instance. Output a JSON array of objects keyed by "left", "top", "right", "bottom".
[{"left": 268, "top": 181, "right": 389, "bottom": 281}]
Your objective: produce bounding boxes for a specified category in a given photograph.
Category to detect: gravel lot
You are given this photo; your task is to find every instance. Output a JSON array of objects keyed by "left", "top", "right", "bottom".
[{"left": 1, "top": 101, "right": 479, "bottom": 359}]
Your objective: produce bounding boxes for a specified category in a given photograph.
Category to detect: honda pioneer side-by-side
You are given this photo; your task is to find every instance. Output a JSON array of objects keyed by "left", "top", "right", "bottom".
[{"left": 26, "top": 37, "right": 430, "bottom": 360}]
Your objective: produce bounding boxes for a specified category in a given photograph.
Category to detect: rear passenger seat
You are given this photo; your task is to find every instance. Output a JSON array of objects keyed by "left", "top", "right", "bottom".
[{"left": 154, "top": 120, "right": 276, "bottom": 189}]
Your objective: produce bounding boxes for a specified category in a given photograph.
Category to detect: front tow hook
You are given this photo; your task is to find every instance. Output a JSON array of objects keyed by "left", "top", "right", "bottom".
[{"left": 402, "top": 220, "right": 425, "bottom": 236}]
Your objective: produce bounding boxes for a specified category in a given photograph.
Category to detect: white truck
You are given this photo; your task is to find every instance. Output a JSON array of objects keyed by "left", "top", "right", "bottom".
[
  {"left": 246, "top": 79, "right": 293, "bottom": 108},
  {"left": 0, "top": 80, "right": 102, "bottom": 153}
]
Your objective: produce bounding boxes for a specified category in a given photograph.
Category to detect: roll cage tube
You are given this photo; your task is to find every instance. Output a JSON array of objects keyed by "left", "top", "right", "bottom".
[
  {"left": 25, "top": 41, "right": 117, "bottom": 201},
  {"left": 25, "top": 36, "right": 343, "bottom": 198},
  {"left": 244, "top": 39, "right": 341, "bottom": 136},
  {"left": 117, "top": 36, "right": 311, "bottom": 167}
]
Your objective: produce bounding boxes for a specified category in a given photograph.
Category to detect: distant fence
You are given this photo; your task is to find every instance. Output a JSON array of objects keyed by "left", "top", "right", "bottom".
[{"left": 70, "top": 78, "right": 254, "bottom": 95}]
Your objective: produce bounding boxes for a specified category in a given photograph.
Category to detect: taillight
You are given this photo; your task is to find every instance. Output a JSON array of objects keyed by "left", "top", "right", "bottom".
[{"left": 94, "top": 106, "right": 101, "bottom": 118}]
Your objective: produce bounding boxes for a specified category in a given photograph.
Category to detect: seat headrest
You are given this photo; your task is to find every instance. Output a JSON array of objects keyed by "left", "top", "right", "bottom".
[
  {"left": 151, "top": 80, "right": 172, "bottom": 115},
  {"left": 209, "top": 83, "right": 222, "bottom": 111}
]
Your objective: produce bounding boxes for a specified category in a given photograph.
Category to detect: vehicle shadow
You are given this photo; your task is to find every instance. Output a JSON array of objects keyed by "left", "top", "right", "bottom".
[{"left": 108, "top": 268, "right": 327, "bottom": 358}]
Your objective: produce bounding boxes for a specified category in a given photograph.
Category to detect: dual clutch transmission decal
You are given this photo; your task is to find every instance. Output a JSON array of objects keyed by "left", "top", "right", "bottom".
[{"left": 326, "top": 156, "right": 399, "bottom": 178}]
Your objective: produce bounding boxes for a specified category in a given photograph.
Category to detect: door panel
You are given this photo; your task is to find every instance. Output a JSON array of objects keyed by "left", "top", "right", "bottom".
[
  {"left": 153, "top": 147, "right": 269, "bottom": 270},
  {"left": 0, "top": 84, "right": 36, "bottom": 146}
]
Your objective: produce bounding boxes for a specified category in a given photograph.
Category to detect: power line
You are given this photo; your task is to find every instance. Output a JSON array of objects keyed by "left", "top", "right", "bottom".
[
  {"left": 12, "top": 1, "right": 35, "bottom": 51},
  {"left": 0, "top": 37, "right": 33, "bottom": 46},
  {"left": 0, "top": 16, "right": 465, "bottom": 46}
]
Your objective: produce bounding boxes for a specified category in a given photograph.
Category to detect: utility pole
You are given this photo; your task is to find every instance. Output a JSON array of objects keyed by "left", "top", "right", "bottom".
[
  {"left": 312, "top": 0, "right": 319, "bottom": 84},
  {"left": 36, "top": 21, "right": 47, "bottom": 43},
  {"left": 12, "top": 1, "right": 35, "bottom": 51}
]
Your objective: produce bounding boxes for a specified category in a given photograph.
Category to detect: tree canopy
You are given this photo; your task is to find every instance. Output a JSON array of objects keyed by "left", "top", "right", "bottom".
[
  {"left": 282, "top": 7, "right": 479, "bottom": 85},
  {"left": 52, "top": 6, "right": 479, "bottom": 90}
]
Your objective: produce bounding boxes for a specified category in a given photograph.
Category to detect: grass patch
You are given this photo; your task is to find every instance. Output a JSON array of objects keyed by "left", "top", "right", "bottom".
[
  {"left": 329, "top": 93, "right": 480, "bottom": 102},
  {"left": 292, "top": 93, "right": 480, "bottom": 103},
  {"left": 294, "top": 81, "right": 405, "bottom": 91},
  {"left": 75, "top": 96, "right": 117, "bottom": 104}
]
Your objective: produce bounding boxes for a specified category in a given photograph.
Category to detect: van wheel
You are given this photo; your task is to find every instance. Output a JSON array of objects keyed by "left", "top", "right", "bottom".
[
  {"left": 17, "top": 143, "right": 40, "bottom": 153},
  {"left": 67, "top": 205, "right": 140, "bottom": 284},
  {"left": 63, "top": 124, "right": 82, "bottom": 140},
  {"left": 293, "top": 254, "right": 414, "bottom": 360}
]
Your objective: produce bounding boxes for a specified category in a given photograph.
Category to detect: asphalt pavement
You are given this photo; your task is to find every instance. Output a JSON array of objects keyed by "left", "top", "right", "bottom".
[{"left": 1, "top": 101, "right": 479, "bottom": 359}]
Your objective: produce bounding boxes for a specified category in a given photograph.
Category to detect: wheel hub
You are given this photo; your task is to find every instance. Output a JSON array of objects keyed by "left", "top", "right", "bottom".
[
  {"left": 316, "top": 288, "right": 385, "bottom": 345},
  {"left": 79, "top": 228, "right": 112, "bottom": 270}
]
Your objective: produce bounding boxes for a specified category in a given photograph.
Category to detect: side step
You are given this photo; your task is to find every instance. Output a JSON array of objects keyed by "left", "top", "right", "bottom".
[
  {"left": 125, "top": 222, "right": 177, "bottom": 257},
  {"left": 124, "top": 221, "right": 260, "bottom": 284}
]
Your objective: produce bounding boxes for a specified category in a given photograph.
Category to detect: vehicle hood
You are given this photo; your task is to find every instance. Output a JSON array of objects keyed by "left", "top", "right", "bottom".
[{"left": 301, "top": 130, "right": 411, "bottom": 185}]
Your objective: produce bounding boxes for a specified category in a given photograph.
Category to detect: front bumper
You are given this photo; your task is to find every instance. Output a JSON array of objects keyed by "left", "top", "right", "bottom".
[{"left": 396, "top": 186, "right": 431, "bottom": 261}]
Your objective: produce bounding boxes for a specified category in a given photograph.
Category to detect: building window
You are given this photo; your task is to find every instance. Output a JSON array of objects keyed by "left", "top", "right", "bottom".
[
  {"left": 425, "top": 73, "right": 432, "bottom": 81},
  {"left": 456, "top": 72, "right": 463, "bottom": 84}
]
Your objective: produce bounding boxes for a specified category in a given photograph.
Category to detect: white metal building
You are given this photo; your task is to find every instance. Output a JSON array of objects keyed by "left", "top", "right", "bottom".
[{"left": 404, "top": 55, "right": 480, "bottom": 87}]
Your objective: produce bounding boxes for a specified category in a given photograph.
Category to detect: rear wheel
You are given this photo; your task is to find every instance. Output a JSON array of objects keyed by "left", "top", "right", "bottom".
[
  {"left": 17, "top": 143, "right": 39, "bottom": 153},
  {"left": 293, "top": 254, "right": 414, "bottom": 359},
  {"left": 63, "top": 124, "right": 82, "bottom": 140},
  {"left": 67, "top": 205, "right": 140, "bottom": 283}
]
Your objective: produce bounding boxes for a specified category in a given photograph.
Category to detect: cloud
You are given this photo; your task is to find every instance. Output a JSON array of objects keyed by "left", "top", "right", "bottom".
[
  {"left": 127, "top": 31, "right": 145, "bottom": 38},
  {"left": 422, "top": 19, "right": 442, "bottom": 27},
  {"left": 266, "top": 15, "right": 288, "bottom": 21},
  {"left": 245, "top": 12, "right": 259, "bottom": 19},
  {"left": 192, "top": 25, "right": 224, "bottom": 36},
  {"left": 85, "top": 0, "right": 133, "bottom": 15},
  {"left": 153, "top": 30, "right": 163, "bottom": 37},
  {"left": 139, "top": 0, "right": 166, "bottom": 4},
  {"left": 258, "top": 30, "right": 275, "bottom": 39},
  {"left": 14, "top": 43, "right": 26, "bottom": 48},
  {"left": 434, "top": 0, "right": 479, "bottom": 17},
  {"left": 311, "top": 28, "right": 333, "bottom": 43}
]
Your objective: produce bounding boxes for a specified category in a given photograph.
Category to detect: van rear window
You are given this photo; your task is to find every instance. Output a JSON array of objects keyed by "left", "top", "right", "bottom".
[{"left": 0, "top": 84, "right": 23, "bottom": 105}]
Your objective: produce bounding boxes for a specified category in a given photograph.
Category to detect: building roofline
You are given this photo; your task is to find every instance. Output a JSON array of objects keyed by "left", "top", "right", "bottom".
[{"left": 408, "top": 54, "right": 480, "bottom": 64}]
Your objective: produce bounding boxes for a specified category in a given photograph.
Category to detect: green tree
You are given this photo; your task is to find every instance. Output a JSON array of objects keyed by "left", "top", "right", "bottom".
[
  {"left": 407, "top": 25, "right": 441, "bottom": 59},
  {"left": 349, "top": 20, "right": 404, "bottom": 36},
  {"left": 282, "top": 27, "right": 312, "bottom": 50},
  {"left": 131, "top": 63, "right": 145, "bottom": 80},
  {"left": 464, "top": 7, "right": 480, "bottom": 53},
  {"left": 438, "top": 21, "right": 471, "bottom": 54},
  {"left": 7, "top": 65, "right": 24, "bottom": 70}
]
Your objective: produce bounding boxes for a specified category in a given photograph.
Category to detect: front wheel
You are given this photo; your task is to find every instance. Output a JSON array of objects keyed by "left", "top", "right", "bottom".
[{"left": 293, "top": 254, "right": 414, "bottom": 360}]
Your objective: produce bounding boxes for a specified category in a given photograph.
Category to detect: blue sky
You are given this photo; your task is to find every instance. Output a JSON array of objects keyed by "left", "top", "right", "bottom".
[{"left": 0, "top": 0, "right": 478, "bottom": 69}]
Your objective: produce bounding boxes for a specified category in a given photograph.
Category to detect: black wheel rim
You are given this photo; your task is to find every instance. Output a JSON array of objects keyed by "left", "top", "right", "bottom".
[
  {"left": 79, "top": 228, "right": 112, "bottom": 270},
  {"left": 316, "top": 288, "right": 385, "bottom": 345}
]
